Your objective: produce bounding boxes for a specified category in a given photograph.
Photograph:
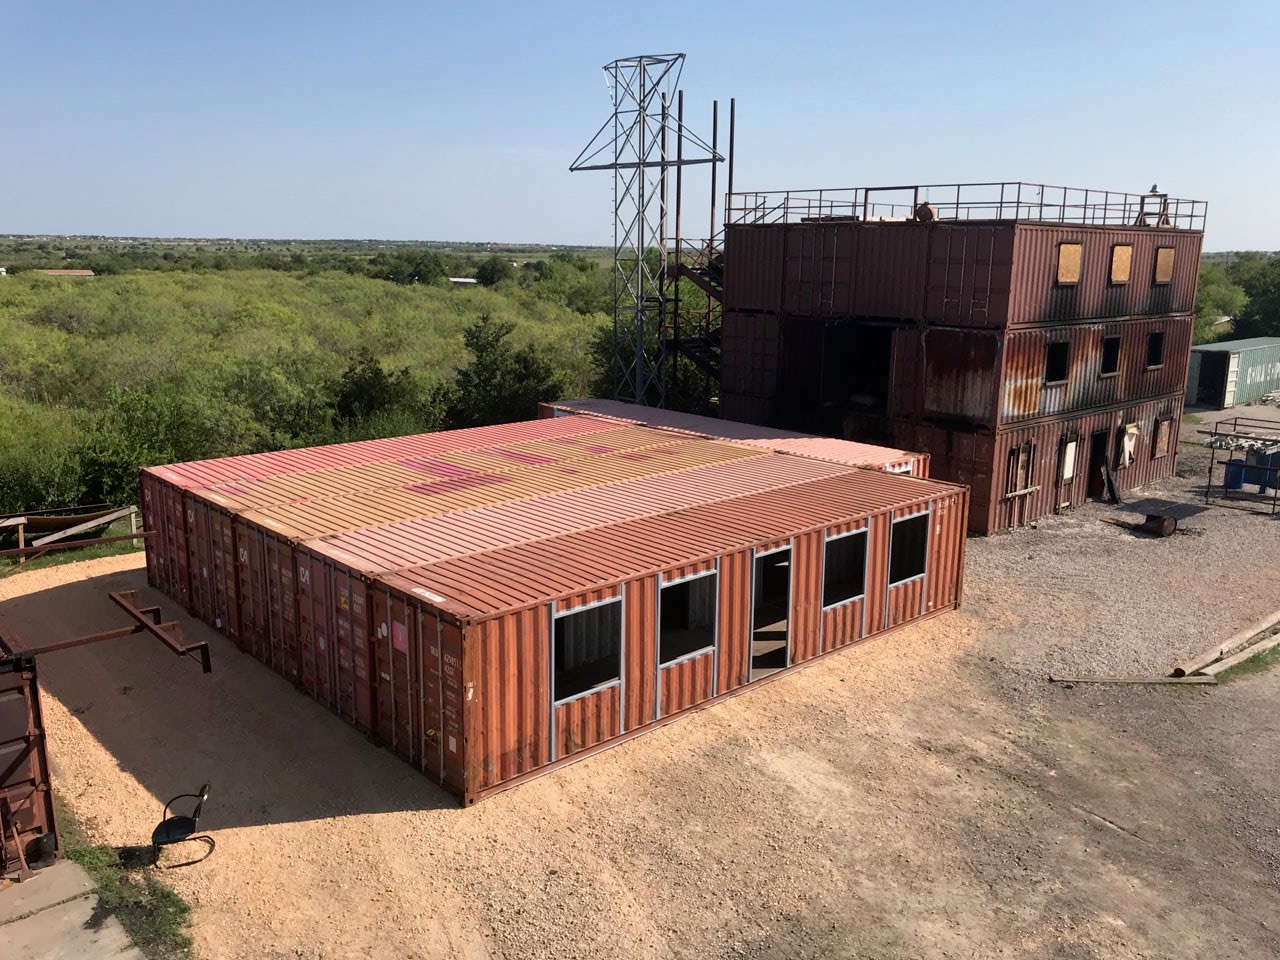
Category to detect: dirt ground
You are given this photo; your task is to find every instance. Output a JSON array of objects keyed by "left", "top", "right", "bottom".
[{"left": 3, "top": 440, "right": 1279, "bottom": 960}]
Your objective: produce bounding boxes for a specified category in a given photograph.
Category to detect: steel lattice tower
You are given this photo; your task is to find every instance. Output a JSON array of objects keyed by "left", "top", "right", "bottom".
[{"left": 571, "top": 54, "right": 720, "bottom": 406}]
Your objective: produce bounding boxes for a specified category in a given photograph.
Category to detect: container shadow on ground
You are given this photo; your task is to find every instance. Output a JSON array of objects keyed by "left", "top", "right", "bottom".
[{"left": 1, "top": 567, "right": 456, "bottom": 831}]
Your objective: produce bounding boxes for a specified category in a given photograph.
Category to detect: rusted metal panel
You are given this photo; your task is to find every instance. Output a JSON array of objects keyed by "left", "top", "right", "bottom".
[
  {"left": 926, "top": 491, "right": 968, "bottom": 614},
  {"left": 720, "top": 310, "right": 780, "bottom": 397},
  {"left": 722, "top": 224, "right": 785, "bottom": 312},
  {"left": 820, "top": 597, "right": 864, "bottom": 652},
  {"left": 716, "top": 548, "right": 752, "bottom": 695},
  {"left": 1000, "top": 315, "right": 1194, "bottom": 425},
  {"left": 554, "top": 685, "right": 621, "bottom": 759},
  {"left": 988, "top": 395, "right": 1185, "bottom": 533},
  {"left": 921, "top": 328, "right": 1001, "bottom": 426},
  {"left": 788, "top": 531, "right": 823, "bottom": 665},
  {"left": 0, "top": 640, "right": 58, "bottom": 873},
  {"left": 624, "top": 576, "right": 656, "bottom": 731},
  {"left": 658, "top": 651, "right": 715, "bottom": 717},
  {"left": 466, "top": 607, "right": 549, "bottom": 792},
  {"left": 923, "top": 224, "right": 1014, "bottom": 327},
  {"left": 1009, "top": 224, "right": 1202, "bottom": 325}
]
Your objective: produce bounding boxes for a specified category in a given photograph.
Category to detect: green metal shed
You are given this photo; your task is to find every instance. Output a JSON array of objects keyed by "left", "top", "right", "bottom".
[{"left": 1187, "top": 337, "right": 1280, "bottom": 408}]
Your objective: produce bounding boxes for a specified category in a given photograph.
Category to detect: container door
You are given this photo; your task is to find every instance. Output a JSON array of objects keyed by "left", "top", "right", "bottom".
[
  {"left": 1224, "top": 353, "right": 1240, "bottom": 407},
  {"left": 350, "top": 579, "right": 373, "bottom": 732}
]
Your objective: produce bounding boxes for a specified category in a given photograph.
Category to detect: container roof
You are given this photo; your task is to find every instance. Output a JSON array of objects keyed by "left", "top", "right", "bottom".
[
  {"left": 541, "top": 398, "right": 920, "bottom": 471},
  {"left": 1191, "top": 337, "right": 1280, "bottom": 353},
  {"left": 385, "top": 468, "right": 955, "bottom": 620},
  {"left": 150, "top": 415, "right": 960, "bottom": 622}
]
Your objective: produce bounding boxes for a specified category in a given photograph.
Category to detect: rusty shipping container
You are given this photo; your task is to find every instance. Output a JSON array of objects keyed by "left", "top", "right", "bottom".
[
  {"left": 142, "top": 416, "right": 967, "bottom": 804},
  {"left": 724, "top": 219, "right": 1200, "bottom": 327},
  {"left": 0, "top": 622, "right": 58, "bottom": 875}
]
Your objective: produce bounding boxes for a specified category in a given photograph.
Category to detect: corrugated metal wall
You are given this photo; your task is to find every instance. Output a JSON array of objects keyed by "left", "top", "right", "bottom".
[
  {"left": 1000, "top": 315, "right": 1193, "bottom": 425},
  {"left": 1231, "top": 343, "right": 1280, "bottom": 405},
  {"left": 720, "top": 310, "right": 780, "bottom": 398},
  {"left": 986, "top": 396, "right": 1184, "bottom": 532},
  {"left": 1008, "top": 225, "right": 1202, "bottom": 325},
  {"left": 440, "top": 489, "right": 965, "bottom": 803}
]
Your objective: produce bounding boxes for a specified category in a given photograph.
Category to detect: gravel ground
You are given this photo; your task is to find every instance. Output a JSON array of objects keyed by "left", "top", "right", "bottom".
[{"left": 3, "top": 436, "right": 1278, "bottom": 960}]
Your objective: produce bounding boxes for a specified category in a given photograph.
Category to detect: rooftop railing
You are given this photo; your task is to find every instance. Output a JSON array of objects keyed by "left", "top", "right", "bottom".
[{"left": 727, "top": 182, "right": 1207, "bottom": 231}]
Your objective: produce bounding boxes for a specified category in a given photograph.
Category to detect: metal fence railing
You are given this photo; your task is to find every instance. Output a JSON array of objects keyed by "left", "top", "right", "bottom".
[{"left": 727, "top": 182, "right": 1207, "bottom": 231}]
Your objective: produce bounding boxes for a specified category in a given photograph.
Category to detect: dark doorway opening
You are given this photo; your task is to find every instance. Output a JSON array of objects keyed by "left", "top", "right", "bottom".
[
  {"left": 1087, "top": 429, "right": 1110, "bottom": 499},
  {"left": 751, "top": 548, "right": 791, "bottom": 680},
  {"left": 1196, "top": 352, "right": 1229, "bottom": 407}
]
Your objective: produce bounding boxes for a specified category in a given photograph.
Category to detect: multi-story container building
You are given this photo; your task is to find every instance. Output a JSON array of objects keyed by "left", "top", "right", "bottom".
[{"left": 715, "top": 182, "right": 1206, "bottom": 534}]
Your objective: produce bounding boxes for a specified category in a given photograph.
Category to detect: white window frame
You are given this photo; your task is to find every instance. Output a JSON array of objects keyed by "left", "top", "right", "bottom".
[{"left": 550, "top": 595, "right": 625, "bottom": 707}]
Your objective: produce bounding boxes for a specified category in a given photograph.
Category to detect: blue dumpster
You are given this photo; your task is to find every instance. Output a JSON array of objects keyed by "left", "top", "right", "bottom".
[{"left": 1225, "top": 458, "right": 1246, "bottom": 490}]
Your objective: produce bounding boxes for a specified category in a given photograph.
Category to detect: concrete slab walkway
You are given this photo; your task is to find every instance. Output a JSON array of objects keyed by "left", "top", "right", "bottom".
[{"left": 0, "top": 860, "right": 143, "bottom": 959}]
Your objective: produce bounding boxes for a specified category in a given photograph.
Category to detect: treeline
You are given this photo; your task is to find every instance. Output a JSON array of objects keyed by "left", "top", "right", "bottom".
[
  {"left": 0, "top": 268, "right": 605, "bottom": 513},
  {"left": 0, "top": 237, "right": 609, "bottom": 302},
  {"left": 1195, "top": 251, "right": 1279, "bottom": 343}
]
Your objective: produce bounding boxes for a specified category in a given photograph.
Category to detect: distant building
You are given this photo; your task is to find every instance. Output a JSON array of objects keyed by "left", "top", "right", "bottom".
[
  {"left": 36, "top": 269, "right": 95, "bottom": 277},
  {"left": 448, "top": 277, "right": 478, "bottom": 288},
  {"left": 0, "top": 267, "right": 7, "bottom": 276}
]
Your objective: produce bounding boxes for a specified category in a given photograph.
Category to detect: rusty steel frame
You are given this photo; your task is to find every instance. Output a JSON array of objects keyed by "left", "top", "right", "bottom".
[
  {"left": 571, "top": 53, "right": 723, "bottom": 406},
  {"left": 0, "top": 589, "right": 211, "bottom": 673}
]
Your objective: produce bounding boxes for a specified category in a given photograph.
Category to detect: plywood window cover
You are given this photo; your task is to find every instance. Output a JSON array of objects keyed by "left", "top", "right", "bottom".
[
  {"left": 1154, "top": 247, "right": 1176, "bottom": 284},
  {"left": 1006, "top": 442, "right": 1037, "bottom": 497},
  {"left": 1153, "top": 417, "right": 1172, "bottom": 459},
  {"left": 1056, "top": 242, "right": 1083, "bottom": 285},
  {"left": 1110, "top": 244, "right": 1133, "bottom": 284}
]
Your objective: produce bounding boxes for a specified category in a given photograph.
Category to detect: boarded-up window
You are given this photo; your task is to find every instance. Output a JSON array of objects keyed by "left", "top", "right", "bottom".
[
  {"left": 1101, "top": 336, "right": 1121, "bottom": 376},
  {"left": 1153, "top": 417, "right": 1172, "bottom": 459},
  {"left": 1006, "top": 442, "right": 1035, "bottom": 495},
  {"left": 1110, "top": 244, "right": 1133, "bottom": 284},
  {"left": 1119, "top": 422, "right": 1140, "bottom": 468},
  {"left": 1061, "top": 438, "right": 1078, "bottom": 481},
  {"left": 1154, "top": 247, "right": 1176, "bottom": 284},
  {"left": 553, "top": 599, "right": 622, "bottom": 702},
  {"left": 1057, "top": 242, "right": 1083, "bottom": 285},
  {"left": 1045, "top": 341, "right": 1070, "bottom": 384}
]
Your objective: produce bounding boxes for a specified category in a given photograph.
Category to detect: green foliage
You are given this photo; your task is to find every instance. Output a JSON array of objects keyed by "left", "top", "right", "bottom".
[
  {"left": 1227, "top": 253, "right": 1280, "bottom": 339},
  {"left": 475, "top": 254, "right": 516, "bottom": 287},
  {"left": 447, "top": 315, "right": 563, "bottom": 428},
  {"left": 1194, "top": 263, "right": 1248, "bottom": 343},
  {"left": 0, "top": 267, "right": 608, "bottom": 513},
  {"left": 366, "top": 249, "right": 447, "bottom": 286}
]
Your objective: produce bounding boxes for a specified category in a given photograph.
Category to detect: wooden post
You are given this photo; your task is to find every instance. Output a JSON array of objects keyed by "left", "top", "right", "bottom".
[{"left": 16, "top": 522, "right": 24, "bottom": 566}]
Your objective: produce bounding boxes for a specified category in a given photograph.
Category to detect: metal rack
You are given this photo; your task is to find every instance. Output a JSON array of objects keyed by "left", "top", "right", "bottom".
[{"left": 1200, "top": 416, "right": 1280, "bottom": 515}]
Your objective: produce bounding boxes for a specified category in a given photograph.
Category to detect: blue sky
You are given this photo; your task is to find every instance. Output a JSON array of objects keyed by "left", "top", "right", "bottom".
[{"left": 2, "top": 1, "right": 1275, "bottom": 250}]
